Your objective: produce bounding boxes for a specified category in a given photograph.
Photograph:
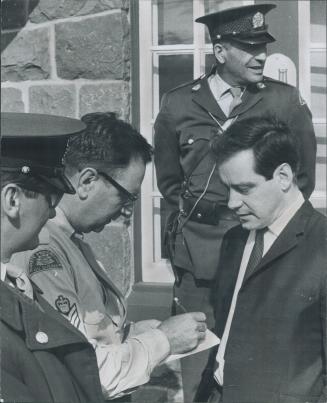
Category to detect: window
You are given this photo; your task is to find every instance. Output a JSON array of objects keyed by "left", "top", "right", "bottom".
[
  {"left": 138, "top": 0, "right": 326, "bottom": 283},
  {"left": 298, "top": 0, "right": 326, "bottom": 212}
]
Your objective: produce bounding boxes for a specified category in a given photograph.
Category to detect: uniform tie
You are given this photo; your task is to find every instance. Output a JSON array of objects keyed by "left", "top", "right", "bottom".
[
  {"left": 71, "top": 233, "right": 126, "bottom": 326},
  {"left": 244, "top": 228, "right": 267, "bottom": 279},
  {"left": 6, "top": 263, "right": 34, "bottom": 299},
  {"left": 229, "top": 86, "right": 243, "bottom": 115}
]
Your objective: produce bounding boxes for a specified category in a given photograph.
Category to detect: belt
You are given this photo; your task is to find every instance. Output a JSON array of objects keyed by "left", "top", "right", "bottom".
[{"left": 180, "top": 196, "right": 237, "bottom": 226}]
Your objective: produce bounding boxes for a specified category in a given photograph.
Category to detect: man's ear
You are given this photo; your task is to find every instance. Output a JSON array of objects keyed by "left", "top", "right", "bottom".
[
  {"left": 213, "top": 43, "right": 226, "bottom": 64},
  {"left": 273, "top": 163, "right": 294, "bottom": 191},
  {"left": 76, "top": 167, "right": 99, "bottom": 199},
  {"left": 1, "top": 184, "right": 21, "bottom": 219}
]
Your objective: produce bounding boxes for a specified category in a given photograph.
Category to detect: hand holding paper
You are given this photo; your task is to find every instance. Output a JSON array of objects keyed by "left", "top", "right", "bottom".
[{"left": 164, "top": 329, "right": 220, "bottom": 363}]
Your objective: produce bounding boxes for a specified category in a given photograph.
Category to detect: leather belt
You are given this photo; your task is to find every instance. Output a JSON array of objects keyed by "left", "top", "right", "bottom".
[{"left": 180, "top": 196, "right": 237, "bottom": 226}]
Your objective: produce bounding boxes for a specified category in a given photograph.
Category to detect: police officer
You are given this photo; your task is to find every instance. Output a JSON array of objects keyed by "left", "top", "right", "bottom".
[
  {"left": 0, "top": 112, "right": 106, "bottom": 402},
  {"left": 154, "top": 4, "right": 317, "bottom": 401}
]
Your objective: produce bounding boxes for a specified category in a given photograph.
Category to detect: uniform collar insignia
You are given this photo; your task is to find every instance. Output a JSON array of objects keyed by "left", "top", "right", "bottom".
[
  {"left": 192, "top": 83, "right": 201, "bottom": 91},
  {"left": 256, "top": 81, "right": 266, "bottom": 89}
]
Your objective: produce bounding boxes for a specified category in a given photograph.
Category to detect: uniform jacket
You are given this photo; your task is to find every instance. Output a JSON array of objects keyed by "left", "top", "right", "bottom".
[
  {"left": 196, "top": 202, "right": 327, "bottom": 403},
  {"left": 154, "top": 73, "right": 317, "bottom": 278},
  {"left": 0, "top": 281, "right": 105, "bottom": 403}
]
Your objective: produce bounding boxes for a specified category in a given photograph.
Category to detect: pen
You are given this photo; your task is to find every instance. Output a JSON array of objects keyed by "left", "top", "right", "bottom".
[{"left": 173, "top": 297, "right": 187, "bottom": 313}]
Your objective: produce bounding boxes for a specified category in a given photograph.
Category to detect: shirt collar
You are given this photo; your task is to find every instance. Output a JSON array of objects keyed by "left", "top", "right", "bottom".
[
  {"left": 209, "top": 72, "right": 232, "bottom": 100},
  {"left": 268, "top": 192, "right": 305, "bottom": 237}
]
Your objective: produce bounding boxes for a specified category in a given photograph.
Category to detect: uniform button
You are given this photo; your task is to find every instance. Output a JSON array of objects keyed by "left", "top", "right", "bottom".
[
  {"left": 35, "top": 331, "right": 48, "bottom": 344},
  {"left": 196, "top": 213, "right": 202, "bottom": 219},
  {"left": 188, "top": 138, "right": 194, "bottom": 145}
]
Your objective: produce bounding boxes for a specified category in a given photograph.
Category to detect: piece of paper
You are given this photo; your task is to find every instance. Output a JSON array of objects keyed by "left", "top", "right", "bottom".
[{"left": 164, "top": 329, "right": 220, "bottom": 363}]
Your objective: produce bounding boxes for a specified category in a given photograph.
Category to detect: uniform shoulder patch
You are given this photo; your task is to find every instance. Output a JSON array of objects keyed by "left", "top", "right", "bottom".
[
  {"left": 167, "top": 74, "right": 205, "bottom": 94},
  {"left": 55, "top": 295, "right": 81, "bottom": 328},
  {"left": 29, "top": 249, "right": 63, "bottom": 277}
]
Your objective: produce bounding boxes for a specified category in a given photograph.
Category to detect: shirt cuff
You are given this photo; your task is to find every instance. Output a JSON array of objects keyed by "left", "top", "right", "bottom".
[{"left": 130, "top": 328, "right": 170, "bottom": 371}]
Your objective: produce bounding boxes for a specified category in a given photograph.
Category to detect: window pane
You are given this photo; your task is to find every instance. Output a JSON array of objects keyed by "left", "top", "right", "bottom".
[
  {"left": 311, "top": 0, "right": 326, "bottom": 43},
  {"left": 157, "top": 0, "right": 193, "bottom": 45},
  {"left": 311, "top": 50, "right": 326, "bottom": 120},
  {"left": 159, "top": 54, "right": 194, "bottom": 101}
]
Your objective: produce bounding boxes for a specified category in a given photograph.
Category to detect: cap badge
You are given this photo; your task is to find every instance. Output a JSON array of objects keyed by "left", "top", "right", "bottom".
[
  {"left": 252, "top": 12, "right": 264, "bottom": 29},
  {"left": 21, "top": 166, "right": 30, "bottom": 174}
]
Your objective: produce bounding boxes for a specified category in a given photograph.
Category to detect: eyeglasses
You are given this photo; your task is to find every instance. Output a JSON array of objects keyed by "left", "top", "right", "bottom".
[{"left": 97, "top": 171, "right": 138, "bottom": 203}]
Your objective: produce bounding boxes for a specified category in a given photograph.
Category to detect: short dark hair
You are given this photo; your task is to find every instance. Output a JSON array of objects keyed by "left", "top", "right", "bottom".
[
  {"left": 63, "top": 112, "right": 153, "bottom": 176},
  {"left": 211, "top": 116, "right": 300, "bottom": 180}
]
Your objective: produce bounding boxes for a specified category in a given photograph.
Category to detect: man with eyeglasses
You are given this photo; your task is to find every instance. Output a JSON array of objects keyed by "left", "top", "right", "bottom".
[
  {"left": 12, "top": 111, "right": 207, "bottom": 400},
  {"left": 0, "top": 112, "right": 111, "bottom": 402}
]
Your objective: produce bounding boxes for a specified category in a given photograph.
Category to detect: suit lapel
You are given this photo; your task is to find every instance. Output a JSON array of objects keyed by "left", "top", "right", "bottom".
[{"left": 244, "top": 202, "right": 313, "bottom": 281}]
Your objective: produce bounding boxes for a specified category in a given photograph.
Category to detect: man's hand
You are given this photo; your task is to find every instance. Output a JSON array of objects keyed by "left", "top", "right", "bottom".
[{"left": 158, "top": 312, "right": 206, "bottom": 354}]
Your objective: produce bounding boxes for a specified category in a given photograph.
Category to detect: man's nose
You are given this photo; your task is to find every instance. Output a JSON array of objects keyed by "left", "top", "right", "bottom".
[
  {"left": 228, "top": 190, "right": 242, "bottom": 211},
  {"left": 120, "top": 204, "right": 134, "bottom": 218},
  {"left": 254, "top": 46, "right": 267, "bottom": 62}
]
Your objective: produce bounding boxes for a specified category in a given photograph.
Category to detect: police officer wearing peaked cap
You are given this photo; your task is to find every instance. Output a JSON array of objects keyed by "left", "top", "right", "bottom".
[
  {"left": 1, "top": 112, "right": 85, "bottom": 195},
  {"left": 0, "top": 112, "right": 107, "bottom": 403},
  {"left": 154, "top": 3, "right": 317, "bottom": 401}
]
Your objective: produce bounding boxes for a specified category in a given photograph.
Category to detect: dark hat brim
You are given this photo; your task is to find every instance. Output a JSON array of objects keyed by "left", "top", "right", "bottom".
[
  {"left": 36, "top": 172, "right": 76, "bottom": 195},
  {"left": 231, "top": 31, "right": 276, "bottom": 45}
]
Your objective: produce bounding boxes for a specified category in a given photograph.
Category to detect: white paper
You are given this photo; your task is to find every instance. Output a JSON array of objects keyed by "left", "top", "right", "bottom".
[{"left": 164, "top": 329, "right": 220, "bottom": 363}]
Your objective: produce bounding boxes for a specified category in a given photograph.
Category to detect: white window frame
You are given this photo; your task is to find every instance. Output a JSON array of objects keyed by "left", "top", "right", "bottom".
[{"left": 298, "top": 0, "right": 327, "bottom": 210}]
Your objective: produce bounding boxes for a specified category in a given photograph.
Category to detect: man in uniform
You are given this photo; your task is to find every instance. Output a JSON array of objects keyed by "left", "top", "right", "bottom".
[
  {"left": 12, "top": 112, "right": 207, "bottom": 400},
  {"left": 196, "top": 116, "right": 326, "bottom": 402},
  {"left": 0, "top": 112, "right": 108, "bottom": 402},
  {"left": 154, "top": 4, "right": 317, "bottom": 400}
]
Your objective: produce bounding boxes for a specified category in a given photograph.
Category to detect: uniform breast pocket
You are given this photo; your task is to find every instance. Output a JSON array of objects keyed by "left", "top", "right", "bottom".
[{"left": 179, "top": 127, "right": 219, "bottom": 175}]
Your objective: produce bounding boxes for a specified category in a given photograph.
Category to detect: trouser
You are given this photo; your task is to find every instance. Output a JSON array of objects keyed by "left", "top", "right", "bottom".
[{"left": 173, "top": 268, "right": 215, "bottom": 403}]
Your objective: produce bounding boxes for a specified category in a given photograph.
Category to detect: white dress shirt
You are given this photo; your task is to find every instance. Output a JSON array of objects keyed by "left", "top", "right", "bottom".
[{"left": 214, "top": 192, "right": 305, "bottom": 385}]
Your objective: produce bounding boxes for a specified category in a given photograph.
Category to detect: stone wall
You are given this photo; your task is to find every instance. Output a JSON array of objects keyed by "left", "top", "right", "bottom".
[{"left": 1, "top": 0, "right": 133, "bottom": 294}]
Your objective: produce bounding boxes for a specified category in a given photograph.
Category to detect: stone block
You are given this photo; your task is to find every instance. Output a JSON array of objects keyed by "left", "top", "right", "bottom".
[
  {"left": 56, "top": 12, "right": 129, "bottom": 80},
  {"left": 29, "top": 85, "right": 76, "bottom": 117},
  {"left": 1, "top": 88, "right": 25, "bottom": 112},
  {"left": 29, "top": 0, "right": 125, "bottom": 23},
  {"left": 79, "top": 82, "right": 130, "bottom": 120},
  {"left": 1, "top": 27, "right": 50, "bottom": 82},
  {"left": 85, "top": 224, "right": 131, "bottom": 295}
]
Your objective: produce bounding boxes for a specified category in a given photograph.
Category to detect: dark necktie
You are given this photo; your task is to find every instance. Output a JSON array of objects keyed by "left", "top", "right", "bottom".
[
  {"left": 244, "top": 228, "right": 266, "bottom": 279},
  {"left": 71, "top": 234, "right": 126, "bottom": 320},
  {"left": 229, "top": 86, "right": 243, "bottom": 115}
]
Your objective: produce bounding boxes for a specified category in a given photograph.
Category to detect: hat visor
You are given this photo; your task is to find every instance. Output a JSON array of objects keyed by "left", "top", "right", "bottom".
[
  {"left": 37, "top": 172, "right": 76, "bottom": 195},
  {"left": 232, "top": 31, "right": 276, "bottom": 45}
]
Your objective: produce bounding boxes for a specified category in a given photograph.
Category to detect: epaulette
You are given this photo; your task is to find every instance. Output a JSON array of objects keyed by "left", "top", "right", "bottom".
[
  {"left": 263, "top": 76, "right": 294, "bottom": 88},
  {"left": 166, "top": 74, "right": 206, "bottom": 94}
]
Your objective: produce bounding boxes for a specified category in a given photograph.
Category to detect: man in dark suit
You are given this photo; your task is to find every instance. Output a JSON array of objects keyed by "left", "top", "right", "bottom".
[
  {"left": 154, "top": 4, "right": 317, "bottom": 399},
  {"left": 196, "top": 116, "right": 326, "bottom": 403}
]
